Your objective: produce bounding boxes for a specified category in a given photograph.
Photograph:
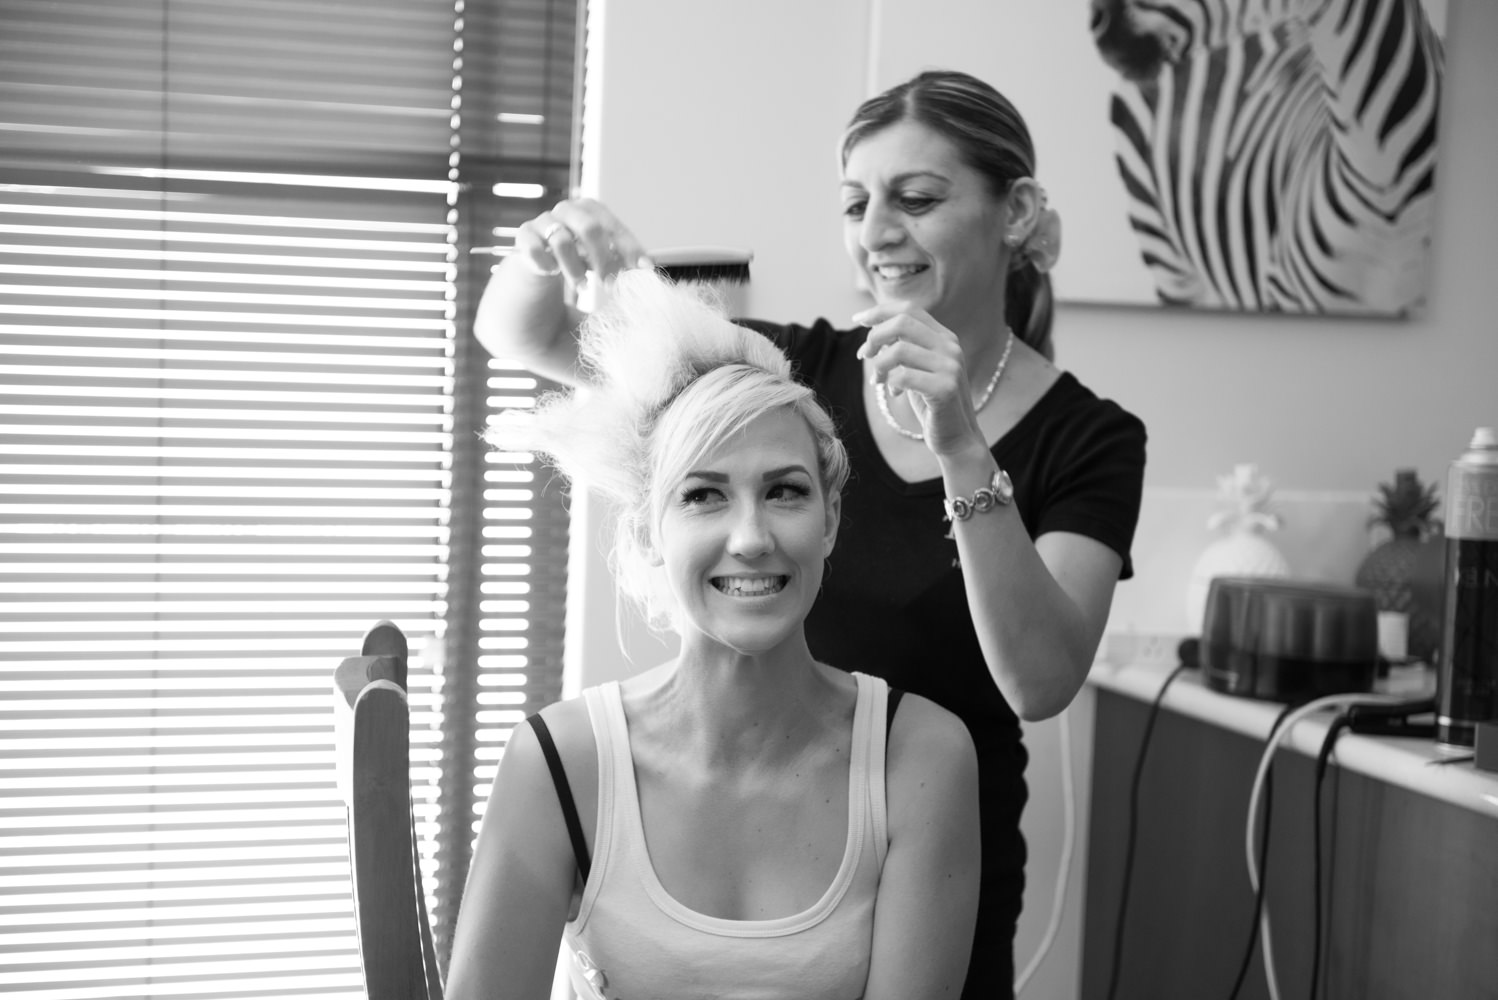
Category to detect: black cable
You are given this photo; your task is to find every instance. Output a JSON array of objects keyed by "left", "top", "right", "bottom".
[
  {"left": 1227, "top": 702, "right": 1300, "bottom": 1000},
  {"left": 1102, "top": 662, "right": 1189, "bottom": 1000},
  {"left": 1310, "top": 714, "right": 1351, "bottom": 1000},
  {"left": 1310, "top": 696, "right": 1436, "bottom": 997}
]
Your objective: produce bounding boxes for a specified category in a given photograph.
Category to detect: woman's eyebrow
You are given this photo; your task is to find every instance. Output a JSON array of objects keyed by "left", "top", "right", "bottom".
[
  {"left": 681, "top": 465, "right": 811, "bottom": 483},
  {"left": 841, "top": 170, "right": 949, "bottom": 189},
  {"left": 890, "top": 170, "right": 948, "bottom": 185},
  {"left": 761, "top": 465, "right": 812, "bottom": 482}
]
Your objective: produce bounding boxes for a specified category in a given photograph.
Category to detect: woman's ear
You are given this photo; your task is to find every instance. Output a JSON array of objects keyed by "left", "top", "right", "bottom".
[
  {"left": 1003, "top": 177, "right": 1045, "bottom": 243},
  {"left": 822, "top": 492, "right": 841, "bottom": 558}
]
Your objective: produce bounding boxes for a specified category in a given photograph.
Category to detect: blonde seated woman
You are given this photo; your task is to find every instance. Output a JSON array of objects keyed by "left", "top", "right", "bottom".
[{"left": 445, "top": 270, "right": 980, "bottom": 1000}]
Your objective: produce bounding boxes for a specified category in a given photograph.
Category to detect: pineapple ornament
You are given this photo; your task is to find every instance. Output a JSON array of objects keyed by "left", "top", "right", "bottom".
[
  {"left": 1354, "top": 469, "right": 1445, "bottom": 664},
  {"left": 1185, "top": 463, "right": 1292, "bottom": 633}
]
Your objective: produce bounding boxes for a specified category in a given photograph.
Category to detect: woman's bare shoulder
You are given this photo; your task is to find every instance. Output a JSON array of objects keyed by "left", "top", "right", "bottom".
[{"left": 885, "top": 692, "right": 977, "bottom": 791}]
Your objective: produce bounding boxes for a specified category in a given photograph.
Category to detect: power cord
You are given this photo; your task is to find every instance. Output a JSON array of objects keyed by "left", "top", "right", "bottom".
[
  {"left": 1227, "top": 701, "right": 1298, "bottom": 1000},
  {"left": 1013, "top": 707, "right": 1075, "bottom": 995},
  {"left": 1241, "top": 692, "right": 1407, "bottom": 1000},
  {"left": 1309, "top": 712, "right": 1352, "bottom": 1000},
  {"left": 1101, "top": 661, "right": 1189, "bottom": 1000},
  {"left": 1309, "top": 697, "right": 1436, "bottom": 1000}
]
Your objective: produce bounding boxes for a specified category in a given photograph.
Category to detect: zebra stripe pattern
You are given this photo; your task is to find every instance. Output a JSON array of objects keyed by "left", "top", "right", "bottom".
[{"left": 1090, "top": 0, "right": 1444, "bottom": 314}]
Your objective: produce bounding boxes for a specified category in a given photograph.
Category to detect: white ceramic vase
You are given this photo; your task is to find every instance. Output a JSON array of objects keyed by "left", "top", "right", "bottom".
[{"left": 1185, "top": 528, "right": 1292, "bottom": 635}]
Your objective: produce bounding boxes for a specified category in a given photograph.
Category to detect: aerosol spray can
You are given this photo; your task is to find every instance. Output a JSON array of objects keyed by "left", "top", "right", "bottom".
[{"left": 1437, "top": 426, "right": 1498, "bottom": 749}]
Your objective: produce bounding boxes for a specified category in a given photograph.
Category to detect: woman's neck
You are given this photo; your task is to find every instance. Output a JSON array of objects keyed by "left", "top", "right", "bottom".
[
  {"left": 933, "top": 295, "right": 1011, "bottom": 391},
  {"left": 627, "top": 634, "right": 842, "bottom": 767}
]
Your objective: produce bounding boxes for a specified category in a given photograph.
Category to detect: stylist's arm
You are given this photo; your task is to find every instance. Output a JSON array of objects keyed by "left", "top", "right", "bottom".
[
  {"left": 474, "top": 197, "right": 650, "bottom": 387},
  {"left": 857, "top": 299, "right": 1122, "bottom": 721}
]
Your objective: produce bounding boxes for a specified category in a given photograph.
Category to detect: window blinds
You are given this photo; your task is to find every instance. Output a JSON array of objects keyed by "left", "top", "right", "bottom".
[
  {"left": 428, "top": 0, "right": 580, "bottom": 961},
  {"left": 0, "top": 0, "right": 579, "bottom": 994}
]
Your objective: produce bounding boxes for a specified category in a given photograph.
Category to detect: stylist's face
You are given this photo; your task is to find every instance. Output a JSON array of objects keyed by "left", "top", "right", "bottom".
[
  {"left": 841, "top": 120, "right": 1008, "bottom": 326},
  {"left": 655, "top": 408, "right": 838, "bottom": 656}
]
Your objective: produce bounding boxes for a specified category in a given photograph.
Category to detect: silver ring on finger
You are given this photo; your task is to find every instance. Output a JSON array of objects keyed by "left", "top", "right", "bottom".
[{"left": 541, "top": 221, "right": 567, "bottom": 244}]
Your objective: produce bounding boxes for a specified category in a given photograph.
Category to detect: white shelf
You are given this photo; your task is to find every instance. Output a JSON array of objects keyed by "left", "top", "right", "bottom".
[{"left": 1086, "top": 659, "right": 1498, "bottom": 820}]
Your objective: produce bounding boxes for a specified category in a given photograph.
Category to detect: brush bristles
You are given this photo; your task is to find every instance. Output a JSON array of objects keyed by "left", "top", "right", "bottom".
[{"left": 656, "top": 261, "right": 752, "bottom": 284}]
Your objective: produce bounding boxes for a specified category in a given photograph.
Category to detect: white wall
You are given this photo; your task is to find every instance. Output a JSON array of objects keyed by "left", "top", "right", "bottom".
[{"left": 569, "top": 0, "right": 1498, "bottom": 996}]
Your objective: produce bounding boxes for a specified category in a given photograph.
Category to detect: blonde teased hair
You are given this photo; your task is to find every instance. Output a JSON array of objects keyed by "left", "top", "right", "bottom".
[{"left": 490, "top": 269, "right": 849, "bottom": 632}]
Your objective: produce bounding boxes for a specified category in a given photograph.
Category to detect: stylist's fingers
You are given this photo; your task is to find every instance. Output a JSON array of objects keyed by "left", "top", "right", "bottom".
[
  {"left": 882, "top": 365, "right": 956, "bottom": 404},
  {"left": 855, "top": 307, "right": 961, "bottom": 389},
  {"left": 575, "top": 199, "right": 653, "bottom": 270},
  {"left": 534, "top": 208, "right": 593, "bottom": 286},
  {"left": 514, "top": 211, "right": 568, "bottom": 279},
  {"left": 862, "top": 337, "right": 961, "bottom": 401},
  {"left": 551, "top": 198, "right": 652, "bottom": 279},
  {"left": 853, "top": 303, "right": 957, "bottom": 359}
]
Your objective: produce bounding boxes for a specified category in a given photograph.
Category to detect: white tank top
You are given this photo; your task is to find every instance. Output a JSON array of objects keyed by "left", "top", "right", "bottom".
[{"left": 562, "top": 673, "right": 891, "bottom": 1000}]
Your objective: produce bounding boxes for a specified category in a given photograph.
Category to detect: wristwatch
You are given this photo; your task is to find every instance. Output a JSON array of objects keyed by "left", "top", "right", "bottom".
[{"left": 943, "top": 468, "right": 1014, "bottom": 522}]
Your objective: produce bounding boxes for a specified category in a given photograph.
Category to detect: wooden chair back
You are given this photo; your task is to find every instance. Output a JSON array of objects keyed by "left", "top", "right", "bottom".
[{"left": 333, "top": 621, "right": 444, "bottom": 1000}]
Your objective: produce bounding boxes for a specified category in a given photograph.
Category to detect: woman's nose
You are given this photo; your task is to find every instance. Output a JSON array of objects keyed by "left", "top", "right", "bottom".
[
  {"left": 727, "top": 507, "right": 774, "bottom": 558},
  {"left": 859, "top": 203, "right": 903, "bottom": 252}
]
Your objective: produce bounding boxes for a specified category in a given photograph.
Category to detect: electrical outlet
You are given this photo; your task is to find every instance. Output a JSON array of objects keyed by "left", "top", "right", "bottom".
[
  {"left": 1100, "top": 631, "right": 1186, "bottom": 668},
  {"left": 1134, "top": 633, "right": 1185, "bottom": 666}
]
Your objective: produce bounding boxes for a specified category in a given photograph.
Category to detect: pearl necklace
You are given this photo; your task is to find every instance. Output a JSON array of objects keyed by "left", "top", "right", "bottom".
[{"left": 875, "top": 328, "right": 1015, "bottom": 441}]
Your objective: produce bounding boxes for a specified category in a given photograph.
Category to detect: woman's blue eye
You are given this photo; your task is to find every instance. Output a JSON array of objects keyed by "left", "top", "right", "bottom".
[
  {"left": 680, "top": 487, "right": 721, "bottom": 505},
  {"left": 842, "top": 201, "right": 867, "bottom": 219}
]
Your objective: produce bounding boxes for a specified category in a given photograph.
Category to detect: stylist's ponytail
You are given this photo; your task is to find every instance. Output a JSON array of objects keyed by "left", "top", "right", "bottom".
[{"left": 1006, "top": 261, "right": 1054, "bottom": 362}]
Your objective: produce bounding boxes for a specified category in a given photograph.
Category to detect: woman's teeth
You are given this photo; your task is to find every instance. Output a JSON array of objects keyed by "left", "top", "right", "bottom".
[
  {"left": 874, "top": 264, "right": 926, "bottom": 279},
  {"left": 713, "top": 576, "right": 787, "bottom": 596}
]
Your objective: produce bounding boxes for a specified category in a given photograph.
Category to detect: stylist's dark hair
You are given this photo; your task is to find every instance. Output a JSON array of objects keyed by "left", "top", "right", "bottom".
[{"left": 842, "top": 69, "right": 1054, "bottom": 360}]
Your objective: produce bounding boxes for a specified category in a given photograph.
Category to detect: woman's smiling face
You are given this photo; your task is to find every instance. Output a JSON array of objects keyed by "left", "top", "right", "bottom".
[
  {"left": 652, "top": 407, "right": 839, "bottom": 657},
  {"left": 840, "top": 119, "right": 1010, "bottom": 327}
]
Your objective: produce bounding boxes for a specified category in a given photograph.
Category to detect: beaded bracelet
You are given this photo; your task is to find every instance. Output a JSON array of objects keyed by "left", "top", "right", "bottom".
[{"left": 943, "top": 468, "right": 1014, "bottom": 522}]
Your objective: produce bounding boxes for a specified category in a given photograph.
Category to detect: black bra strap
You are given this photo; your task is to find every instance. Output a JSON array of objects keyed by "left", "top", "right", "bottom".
[
  {"left": 525, "top": 714, "right": 591, "bottom": 881},
  {"left": 886, "top": 687, "right": 905, "bottom": 734}
]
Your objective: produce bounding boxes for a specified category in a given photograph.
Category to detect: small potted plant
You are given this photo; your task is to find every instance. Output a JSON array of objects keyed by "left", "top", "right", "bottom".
[{"left": 1354, "top": 469, "right": 1445, "bottom": 664}]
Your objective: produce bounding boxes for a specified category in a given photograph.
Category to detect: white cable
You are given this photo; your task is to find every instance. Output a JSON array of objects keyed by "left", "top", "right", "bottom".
[
  {"left": 1243, "top": 692, "right": 1400, "bottom": 1000},
  {"left": 1014, "top": 707, "right": 1075, "bottom": 996}
]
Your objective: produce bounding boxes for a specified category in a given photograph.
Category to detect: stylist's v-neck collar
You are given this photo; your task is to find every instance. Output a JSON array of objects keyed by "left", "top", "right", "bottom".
[{"left": 840, "top": 343, "right": 1073, "bottom": 497}]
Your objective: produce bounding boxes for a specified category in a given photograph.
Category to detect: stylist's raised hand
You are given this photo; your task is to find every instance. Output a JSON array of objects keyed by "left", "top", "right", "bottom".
[
  {"left": 854, "top": 301, "right": 987, "bottom": 458},
  {"left": 514, "top": 197, "right": 652, "bottom": 290}
]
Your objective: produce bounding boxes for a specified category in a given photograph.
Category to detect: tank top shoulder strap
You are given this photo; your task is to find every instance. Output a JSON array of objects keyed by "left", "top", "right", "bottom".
[
  {"left": 584, "top": 680, "right": 631, "bottom": 785},
  {"left": 560, "top": 683, "right": 626, "bottom": 931},
  {"left": 852, "top": 673, "right": 892, "bottom": 870}
]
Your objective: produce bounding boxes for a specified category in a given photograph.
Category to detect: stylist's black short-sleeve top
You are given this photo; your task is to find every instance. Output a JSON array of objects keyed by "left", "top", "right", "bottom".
[{"left": 741, "top": 316, "right": 1147, "bottom": 937}]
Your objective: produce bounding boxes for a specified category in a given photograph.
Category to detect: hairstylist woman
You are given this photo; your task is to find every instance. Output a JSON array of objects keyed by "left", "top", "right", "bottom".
[{"left": 472, "top": 70, "right": 1147, "bottom": 999}]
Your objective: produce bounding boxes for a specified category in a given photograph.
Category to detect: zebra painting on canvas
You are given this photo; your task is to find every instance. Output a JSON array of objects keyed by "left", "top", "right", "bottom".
[{"left": 1090, "top": 0, "right": 1445, "bottom": 315}]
